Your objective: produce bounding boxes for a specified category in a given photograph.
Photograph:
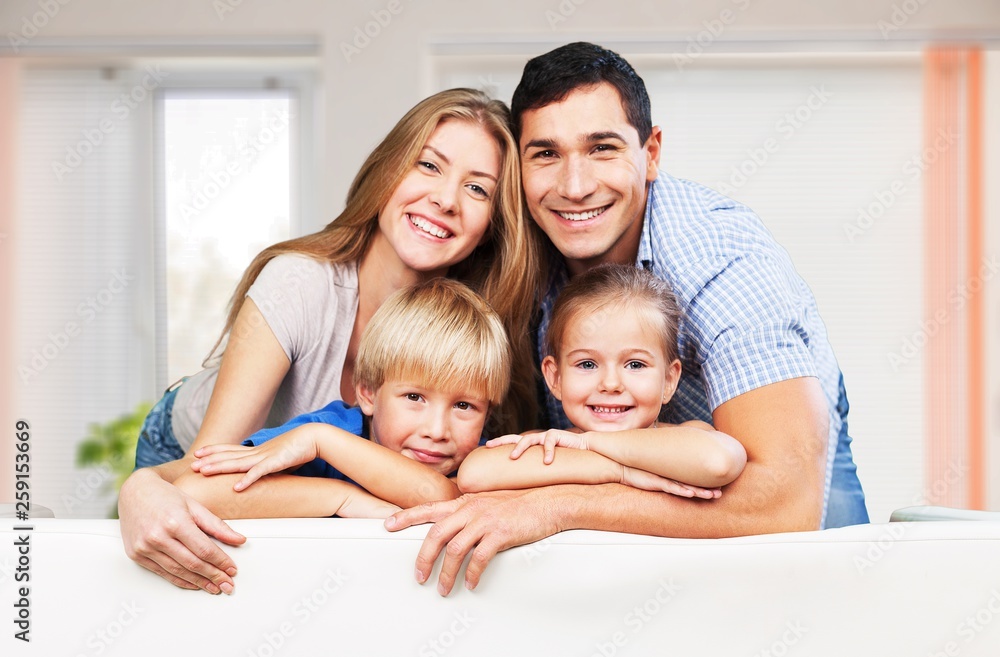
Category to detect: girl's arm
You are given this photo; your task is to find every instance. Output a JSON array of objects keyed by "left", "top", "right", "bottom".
[
  {"left": 456, "top": 444, "right": 715, "bottom": 498},
  {"left": 581, "top": 421, "right": 747, "bottom": 489},
  {"left": 193, "top": 422, "right": 460, "bottom": 508},
  {"left": 175, "top": 471, "right": 400, "bottom": 519}
]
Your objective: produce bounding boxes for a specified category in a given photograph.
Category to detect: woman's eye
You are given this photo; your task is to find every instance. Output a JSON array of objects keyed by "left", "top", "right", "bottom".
[
  {"left": 467, "top": 183, "right": 490, "bottom": 199},
  {"left": 418, "top": 160, "right": 439, "bottom": 173}
]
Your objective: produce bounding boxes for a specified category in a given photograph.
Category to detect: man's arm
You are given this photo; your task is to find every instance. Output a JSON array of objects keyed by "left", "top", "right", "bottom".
[{"left": 386, "top": 377, "right": 828, "bottom": 595}]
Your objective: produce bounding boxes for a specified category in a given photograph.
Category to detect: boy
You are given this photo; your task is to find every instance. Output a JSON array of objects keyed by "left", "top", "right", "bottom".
[{"left": 176, "top": 278, "right": 510, "bottom": 519}]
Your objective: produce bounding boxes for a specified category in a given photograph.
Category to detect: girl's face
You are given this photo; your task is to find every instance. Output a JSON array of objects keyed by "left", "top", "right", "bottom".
[
  {"left": 374, "top": 119, "right": 500, "bottom": 278},
  {"left": 542, "top": 302, "right": 681, "bottom": 432}
]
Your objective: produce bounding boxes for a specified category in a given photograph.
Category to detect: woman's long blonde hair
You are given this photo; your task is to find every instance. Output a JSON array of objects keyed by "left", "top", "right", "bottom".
[{"left": 211, "top": 88, "right": 541, "bottom": 434}]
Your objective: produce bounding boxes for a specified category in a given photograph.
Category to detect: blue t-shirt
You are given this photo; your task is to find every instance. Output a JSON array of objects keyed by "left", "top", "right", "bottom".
[{"left": 242, "top": 400, "right": 365, "bottom": 481}]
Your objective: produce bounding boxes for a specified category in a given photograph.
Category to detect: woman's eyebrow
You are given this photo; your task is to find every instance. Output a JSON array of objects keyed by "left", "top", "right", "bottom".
[{"left": 424, "top": 145, "right": 497, "bottom": 181}]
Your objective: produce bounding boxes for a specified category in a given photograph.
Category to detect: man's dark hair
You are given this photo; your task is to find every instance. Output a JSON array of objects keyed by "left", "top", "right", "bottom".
[{"left": 511, "top": 42, "right": 652, "bottom": 144}]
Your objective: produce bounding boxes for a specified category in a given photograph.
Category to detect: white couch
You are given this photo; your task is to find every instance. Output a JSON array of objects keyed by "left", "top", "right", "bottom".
[{"left": 3, "top": 518, "right": 1000, "bottom": 656}]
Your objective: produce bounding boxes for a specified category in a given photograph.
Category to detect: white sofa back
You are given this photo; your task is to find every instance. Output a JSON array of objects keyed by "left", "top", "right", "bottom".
[{"left": 3, "top": 518, "right": 1000, "bottom": 656}]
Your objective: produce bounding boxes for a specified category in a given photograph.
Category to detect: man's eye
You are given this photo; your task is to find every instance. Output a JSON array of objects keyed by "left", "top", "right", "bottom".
[{"left": 532, "top": 150, "right": 557, "bottom": 159}]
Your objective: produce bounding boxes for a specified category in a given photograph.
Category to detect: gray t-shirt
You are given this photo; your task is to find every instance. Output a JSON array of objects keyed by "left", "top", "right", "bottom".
[{"left": 172, "top": 255, "right": 359, "bottom": 452}]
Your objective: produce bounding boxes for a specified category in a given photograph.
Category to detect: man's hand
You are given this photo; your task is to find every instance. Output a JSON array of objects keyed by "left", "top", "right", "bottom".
[
  {"left": 119, "top": 468, "right": 246, "bottom": 593},
  {"left": 384, "top": 489, "right": 567, "bottom": 596}
]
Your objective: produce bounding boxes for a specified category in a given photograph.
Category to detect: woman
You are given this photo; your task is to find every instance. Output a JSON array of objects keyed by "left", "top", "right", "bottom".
[{"left": 119, "top": 88, "right": 541, "bottom": 594}]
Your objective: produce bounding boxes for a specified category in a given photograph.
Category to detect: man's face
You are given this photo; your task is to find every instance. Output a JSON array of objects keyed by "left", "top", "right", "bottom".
[{"left": 519, "top": 83, "right": 661, "bottom": 276}]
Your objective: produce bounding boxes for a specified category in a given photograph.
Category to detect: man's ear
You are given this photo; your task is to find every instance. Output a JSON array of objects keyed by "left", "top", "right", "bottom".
[
  {"left": 662, "top": 359, "right": 682, "bottom": 404},
  {"left": 644, "top": 125, "right": 663, "bottom": 182},
  {"left": 541, "top": 355, "right": 563, "bottom": 401},
  {"left": 355, "top": 383, "right": 377, "bottom": 416}
]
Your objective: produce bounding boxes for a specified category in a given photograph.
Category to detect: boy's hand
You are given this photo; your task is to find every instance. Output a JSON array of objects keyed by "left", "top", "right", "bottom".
[
  {"left": 485, "top": 429, "right": 589, "bottom": 464},
  {"left": 621, "top": 466, "right": 721, "bottom": 499},
  {"left": 191, "top": 425, "right": 320, "bottom": 491}
]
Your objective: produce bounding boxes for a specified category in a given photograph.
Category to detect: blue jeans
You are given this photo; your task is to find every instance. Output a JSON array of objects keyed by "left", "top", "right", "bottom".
[
  {"left": 823, "top": 374, "right": 869, "bottom": 528},
  {"left": 134, "top": 384, "right": 186, "bottom": 470}
]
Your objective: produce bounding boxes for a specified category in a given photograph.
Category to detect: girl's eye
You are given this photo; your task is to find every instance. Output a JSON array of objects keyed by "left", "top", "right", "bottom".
[
  {"left": 625, "top": 361, "right": 646, "bottom": 370},
  {"left": 576, "top": 360, "right": 597, "bottom": 370}
]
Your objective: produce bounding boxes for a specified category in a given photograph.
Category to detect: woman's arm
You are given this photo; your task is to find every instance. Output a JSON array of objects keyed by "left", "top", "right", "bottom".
[
  {"left": 175, "top": 471, "right": 400, "bottom": 519},
  {"left": 194, "top": 423, "right": 460, "bottom": 508},
  {"left": 118, "top": 297, "right": 291, "bottom": 592}
]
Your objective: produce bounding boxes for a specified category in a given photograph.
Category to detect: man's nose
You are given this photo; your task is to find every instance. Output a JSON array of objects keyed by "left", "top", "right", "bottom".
[{"left": 556, "top": 155, "right": 598, "bottom": 201}]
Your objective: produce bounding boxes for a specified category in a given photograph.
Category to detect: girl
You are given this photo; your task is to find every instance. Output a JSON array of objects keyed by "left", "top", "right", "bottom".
[
  {"left": 119, "top": 88, "right": 541, "bottom": 594},
  {"left": 457, "top": 264, "right": 747, "bottom": 498}
]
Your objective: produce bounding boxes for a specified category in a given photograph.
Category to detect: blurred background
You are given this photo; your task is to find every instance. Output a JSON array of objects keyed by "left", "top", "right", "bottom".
[{"left": 0, "top": 0, "right": 997, "bottom": 523}]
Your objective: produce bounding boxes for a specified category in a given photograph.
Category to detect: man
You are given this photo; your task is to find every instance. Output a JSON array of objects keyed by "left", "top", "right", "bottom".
[{"left": 385, "top": 42, "right": 868, "bottom": 596}]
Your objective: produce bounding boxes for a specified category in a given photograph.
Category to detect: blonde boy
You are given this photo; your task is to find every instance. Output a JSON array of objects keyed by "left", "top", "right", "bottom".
[{"left": 177, "top": 278, "right": 510, "bottom": 518}]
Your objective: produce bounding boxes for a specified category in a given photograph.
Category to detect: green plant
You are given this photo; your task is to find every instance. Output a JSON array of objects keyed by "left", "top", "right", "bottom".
[{"left": 76, "top": 401, "right": 151, "bottom": 518}]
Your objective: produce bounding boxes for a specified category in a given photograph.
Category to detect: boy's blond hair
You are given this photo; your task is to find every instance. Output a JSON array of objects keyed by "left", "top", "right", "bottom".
[{"left": 354, "top": 278, "right": 511, "bottom": 407}]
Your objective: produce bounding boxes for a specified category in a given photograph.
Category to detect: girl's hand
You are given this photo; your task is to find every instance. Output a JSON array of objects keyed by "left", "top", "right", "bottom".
[
  {"left": 191, "top": 425, "right": 320, "bottom": 491},
  {"left": 621, "top": 466, "right": 722, "bottom": 499},
  {"left": 485, "top": 429, "right": 589, "bottom": 464}
]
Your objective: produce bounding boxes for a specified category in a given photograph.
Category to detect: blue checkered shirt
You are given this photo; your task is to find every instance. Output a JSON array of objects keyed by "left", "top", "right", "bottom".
[{"left": 536, "top": 171, "right": 843, "bottom": 520}]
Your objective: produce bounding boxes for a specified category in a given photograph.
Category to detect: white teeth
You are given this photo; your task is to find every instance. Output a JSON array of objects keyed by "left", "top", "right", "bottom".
[
  {"left": 557, "top": 206, "right": 608, "bottom": 222},
  {"left": 590, "top": 405, "right": 630, "bottom": 414},
  {"left": 409, "top": 214, "right": 451, "bottom": 238}
]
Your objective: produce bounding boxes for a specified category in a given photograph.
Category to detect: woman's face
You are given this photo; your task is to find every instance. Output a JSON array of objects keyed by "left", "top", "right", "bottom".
[{"left": 376, "top": 119, "right": 500, "bottom": 277}]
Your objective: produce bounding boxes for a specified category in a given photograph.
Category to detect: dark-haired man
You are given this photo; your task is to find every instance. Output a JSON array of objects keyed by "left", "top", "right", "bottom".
[{"left": 387, "top": 42, "right": 868, "bottom": 596}]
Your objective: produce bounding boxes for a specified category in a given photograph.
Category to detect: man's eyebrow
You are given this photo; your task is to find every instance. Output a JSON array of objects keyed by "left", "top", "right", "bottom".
[
  {"left": 424, "top": 145, "right": 496, "bottom": 182},
  {"left": 522, "top": 138, "right": 557, "bottom": 155},
  {"left": 587, "top": 131, "right": 628, "bottom": 143}
]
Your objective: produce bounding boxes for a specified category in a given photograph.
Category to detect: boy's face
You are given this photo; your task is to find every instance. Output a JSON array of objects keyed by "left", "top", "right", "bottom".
[
  {"left": 356, "top": 380, "right": 489, "bottom": 475},
  {"left": 519, "top": 82, "right": 661, "bottom": 277},
  {"left": 542, "top": 304, "right": 680, "bottom": 432}
]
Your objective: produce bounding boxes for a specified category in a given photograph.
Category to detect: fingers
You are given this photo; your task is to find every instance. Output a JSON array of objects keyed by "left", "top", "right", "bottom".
[
  {"left": 384, "top": 497, "right": 463, "bottom": 532},
  {"left": 233, "top": 462, "right": 274, "bottom": 491},
  {"left": 424, "top": 520, "right": 475, "bottom": 595},
  {"left": 190, "top": 501, "right": 247, "bottom": 548},
  {"left": 543, "top": 434, "right": 558, "bottom": 465},
  {"left": 133, "top": 554, "right": 208, "bottom": 592},
  {"left": 192, "top": 451, "right": 259, "bottom": 475},
  {"left": 484, "top": 434, "right": 520, "bottom": 448},
  {"left": 509, "top": 434, "right": 537, "bottom": 460}
]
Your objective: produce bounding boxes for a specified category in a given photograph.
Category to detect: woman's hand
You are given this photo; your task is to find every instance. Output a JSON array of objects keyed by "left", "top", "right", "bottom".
[
  {"left": 118, "top": 467, "right": 246, "bottom": 593},
  {"left": 485, "top": 429, "right": 589, "bottom": 464},
  {"left": 620, "top": 466, "right": 721, "bottom": 499},
  {"left": 191, "top": 425, "right": 320, "bottom": 492}
]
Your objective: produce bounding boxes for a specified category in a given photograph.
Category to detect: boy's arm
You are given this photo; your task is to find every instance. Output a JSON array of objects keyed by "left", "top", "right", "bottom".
[
  {"left": 582, "top": 422, "right": 747, "bottom": 489},
  {"left": 195, "top": 423, "right": 460, "bottom": 508},
  {"left": 176, "top": 471, "right": 400, "bottom": 519}
]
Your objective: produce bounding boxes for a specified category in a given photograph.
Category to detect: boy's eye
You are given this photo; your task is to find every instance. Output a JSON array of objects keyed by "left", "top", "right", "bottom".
[
  {"left": 454, "top": 401, "right": 472, "bottom": 411},
  {"left": 405, "top": 393, "right": 423, "bottom": 402}
]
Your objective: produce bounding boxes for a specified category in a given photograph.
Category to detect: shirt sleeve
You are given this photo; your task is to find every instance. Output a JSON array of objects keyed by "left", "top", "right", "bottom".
[{"left": 685, "top": 255, "right": 819, "bottom": 410}]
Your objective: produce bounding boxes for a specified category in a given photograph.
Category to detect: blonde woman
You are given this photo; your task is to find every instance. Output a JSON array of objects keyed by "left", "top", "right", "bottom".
[{"left": 119, "top": 88, "right": 541, "bottom": 595}]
